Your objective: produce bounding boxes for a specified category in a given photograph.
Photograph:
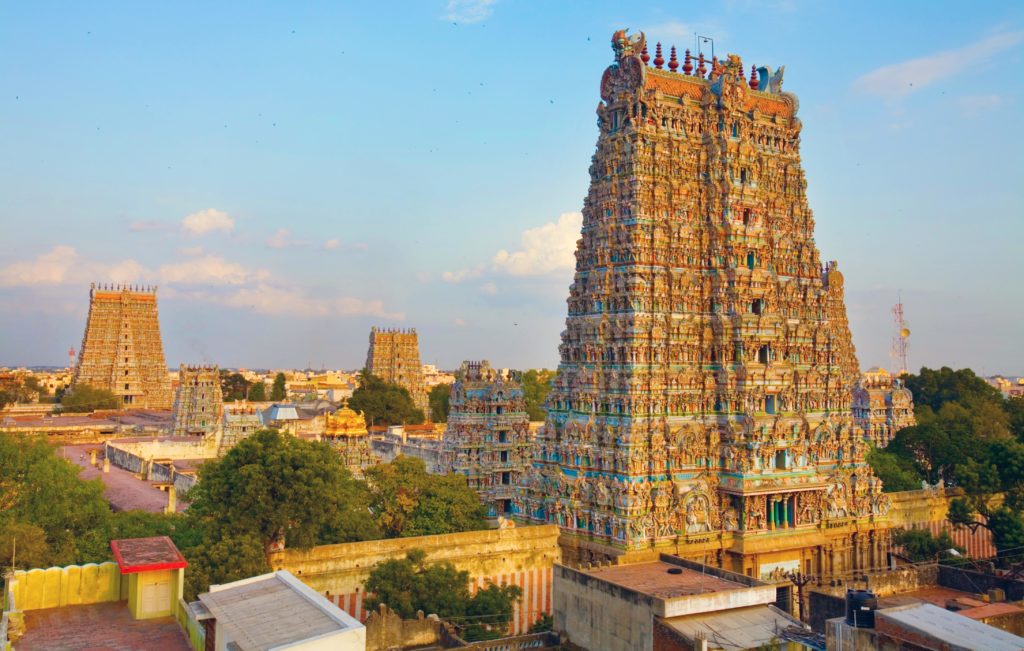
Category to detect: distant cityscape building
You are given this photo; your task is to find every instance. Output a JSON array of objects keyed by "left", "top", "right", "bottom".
[
  {"left": 518, "top": 30, "right": 894, "bottom": 577},
  {"left": 421, "top": 364, "right": 456, "bottom": 387},
  {"left": 221, "top": 402, "right": 262, "bottom": 452},
  {"left": 442, "top": 361, "right": 532, "bottom": 517},
  {"left": 71, "top": 284, "right": 172, "bottom": 409},
  {"left": 365, "top": 327, "right": 429, "bottom": 415},
  {"left": 323, "top": 402, "right": 377, "bottom": 476},
  {"left": 171, "top": 365, "right": 223, "bottom": 437},
  {"left": 852, "top": 367, "right": 916, "bottom": 447}
]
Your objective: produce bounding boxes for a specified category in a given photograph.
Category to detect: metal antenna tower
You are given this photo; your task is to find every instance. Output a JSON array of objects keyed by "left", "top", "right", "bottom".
[
  {"left": 68, "top": 346, "right": 77, "bottom": 370},
  {"left": 890, "top": 294, "right": 910, "bottom": 376}
]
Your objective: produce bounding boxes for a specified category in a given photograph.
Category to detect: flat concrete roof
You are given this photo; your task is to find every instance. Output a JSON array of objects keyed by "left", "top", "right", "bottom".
[
  {"left": 583, "top": 561, "right": 745, "bottom": 600},
  {"left": 17, "top": 601, "right": 190, "bottom": 651}
]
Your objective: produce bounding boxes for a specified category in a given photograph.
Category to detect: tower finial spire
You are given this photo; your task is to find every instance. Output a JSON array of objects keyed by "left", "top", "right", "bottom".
[
  {"left": 683, "top": 49, "right": 693, "bottom": 75},
  {"left": 668, "top": 46, "right": 679, "bottom": 72},
  {"left": 749, "top": 64, "right": 759, "bottom": 90},
  {"left": 654, "top": 43, "right": 664, "bottom": 69}
]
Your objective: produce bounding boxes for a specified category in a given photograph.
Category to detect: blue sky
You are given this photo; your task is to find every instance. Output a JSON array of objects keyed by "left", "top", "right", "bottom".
[{"left": 1, "top": 1, "right": 1022, "bottom": 373}]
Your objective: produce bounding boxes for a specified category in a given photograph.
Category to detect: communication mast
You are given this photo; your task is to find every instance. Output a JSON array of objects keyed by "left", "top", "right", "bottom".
[
  {"left": 68, "top": 346, "right": 77, "bottom": 370},
  {"left": 890, "top": 295, "right": 910, "bottom": 376}
]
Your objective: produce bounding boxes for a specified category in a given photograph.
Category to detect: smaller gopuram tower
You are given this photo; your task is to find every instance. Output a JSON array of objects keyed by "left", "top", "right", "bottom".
[
  {"left": 365, "top": 327, "right": 429, "bottom": 415},
  {"left": 71, "top": 283, "right": 173, "bottom": 409},
  {"left": 443, "top": 361, "right": 532, "bottom": 517},
  {"left": 323, "top": 402, "right": 377, "bottom": 476},
  {"left": 852, "top": 368, "right": 915, "bottom": 447},
  {"left": 172, "top": 365, "right": 223, "bottom": 437}
]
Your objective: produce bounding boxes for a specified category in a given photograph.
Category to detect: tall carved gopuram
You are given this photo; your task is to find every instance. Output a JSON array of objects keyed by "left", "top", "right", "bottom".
[
  {"left": 71, "top": 283, "right": 173, "bottom": 409},
  {"left": 442, "top": 361, "right": 532, "bottom": 518},
  {"left": 172, "top": 364, "right": 223, "bottom": 437},
  {"left": 517, "top": 31, "right": 893, "bottom": 580},
  {"left": 365, "top": 327, "right": 429, "bottom": 415}
]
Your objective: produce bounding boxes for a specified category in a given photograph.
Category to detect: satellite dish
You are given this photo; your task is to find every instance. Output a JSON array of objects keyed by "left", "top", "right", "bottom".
[{"left": 900, "top": 327, "right": 910, "bottom": 338}]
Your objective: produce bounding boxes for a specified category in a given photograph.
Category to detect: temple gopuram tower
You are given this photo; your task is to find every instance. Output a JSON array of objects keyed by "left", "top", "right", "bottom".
[
  {"left": 365, "top": 327, "right": 429, "bottom": 415},
  {"left": 323, "top": 402, "right": 377, "bottom": 476},
  {"left": 172, "top": 365, "right": 223, "bottom": 437},
  {"left": 852, "top": 367, "right": 915, "bottom": 447},
  {"left": 442, "top": 361, "right": 532, "bottom": 518},
  {"left": 517, "top": 31, "right": 893, "bottom": 581},
  {"left": 71, "top": 284, "right": 173, "bottom": 409}
]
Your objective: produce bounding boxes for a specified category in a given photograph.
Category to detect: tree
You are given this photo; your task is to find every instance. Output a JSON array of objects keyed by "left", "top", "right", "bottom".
[
  {"left": 429, "top": 383, "right": 451, "bottom": 423},
  {"left": 364, "top": 456, "right": 487, "bottom": 538},
  {"left": 0, "top": 433, "right": 114, "bottom": 564},
  {"left": 521, "top": 369, "right": 555, "bottom": 421},
  {"left": 248, "top": 380, "right": 267, "bottom": 401},
  {"left": 220, "top": 372, "right": 251, "bottom": 402},
  {"left": 349, "top": 370, "right": 425, "bottom": 426},
  {"left": 183, "top": 531, "right": 270, "bottom": 601},
  {"left": 947, "top": 439, "right": 1024, "bottom": 558},
  {"left": 58, "top": 384, "right": 121, "bottom": 413},
  {"left": 906, "top": 366, "right": 1005, "bottom": 414},
  {"left": 270, "top": 372, "right": 287, "bottom": 401},
  {"left": 187, "top": 429, "right": 379, "bottom": 552},
  {"left": 0, "top": 522, "right": 51, "bottom": 569},
  {"left": 0, "top": 390, "right": 13, "bottom": 410},
  {"left": 364, "top": 548, "right": 520, "bottom": 640},
  {"left": 893, "top": 528, "right": 960, "bottom": 562},
  {"left": 867, "top": 447, "right": 921, "bottom": 492}
]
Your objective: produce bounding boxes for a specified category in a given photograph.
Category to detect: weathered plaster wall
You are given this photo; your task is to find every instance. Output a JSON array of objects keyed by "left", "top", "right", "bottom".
[
  {"left": 10, "top": 562, "right": 124, "bottom": 611},
  {"left": 553, "top": 563, "right": 658, "bottom": 651},
  {"left": 270, "top": 525, "right": 561, "bottom": 635}
]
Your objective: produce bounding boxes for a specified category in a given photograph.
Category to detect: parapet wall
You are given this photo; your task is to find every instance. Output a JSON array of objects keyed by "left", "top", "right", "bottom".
[
  {"left": 8, "top": 562, "right": 125, "bottom": 612},
  {"left": 270, "top": 524, "right": 561, "bottom": 635},
  {"left": 104, "top": 440, "right": 201, "bottom": 494}
]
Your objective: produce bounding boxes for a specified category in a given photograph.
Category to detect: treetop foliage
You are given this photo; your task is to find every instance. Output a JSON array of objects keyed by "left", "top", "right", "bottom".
[
  {"left": 429, "top": 383, "right": 451, "bottom": 423},
  {"left": 58, "top": 383, "right": 121, "bottom": 412},
  {"left": 521, "top": 369, "right": 555, "bottom": 421},
  {"left": 349, "top": 369, "right": 425, "bottom": 426}
]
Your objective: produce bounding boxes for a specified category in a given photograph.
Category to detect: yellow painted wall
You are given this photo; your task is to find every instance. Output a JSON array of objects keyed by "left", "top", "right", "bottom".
[{"left": 12, "top": 562, "right": 122, "bottom": 611}]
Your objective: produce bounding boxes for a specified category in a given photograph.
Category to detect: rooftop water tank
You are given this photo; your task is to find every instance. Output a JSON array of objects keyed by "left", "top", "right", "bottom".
[{"left": 845, "top": 589, "right": 877, "bottom": 628}]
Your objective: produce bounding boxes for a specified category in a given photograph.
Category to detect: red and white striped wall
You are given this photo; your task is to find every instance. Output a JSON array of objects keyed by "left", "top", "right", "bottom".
[
  {"left": 908, "top": 519, "right": 997, "bottom": 560},
  {"left": 324, "top": 566, "right": 554, "bottom": 635}
]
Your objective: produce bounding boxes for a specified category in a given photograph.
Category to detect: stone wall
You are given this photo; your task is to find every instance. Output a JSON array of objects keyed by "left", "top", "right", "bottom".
[
  {"left": 364, "top": 605, "right": 443, "bottom": 651},
  {"left": 888, "top": 488, "right": 997, "bottom": 559},
  {"left": 938, "top": 565, "right": 1024, "bottom": 601},
  {"left": 270, "top": 525, "right": 561, "bottom": 635},
  {"left": 104, "top": 440, "right": 201, "bottom": 494}
]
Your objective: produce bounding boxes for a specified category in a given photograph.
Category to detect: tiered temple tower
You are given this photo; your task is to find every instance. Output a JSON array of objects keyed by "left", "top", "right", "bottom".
[
  {"left": 852, "top": 367, "right": 915, "bottom": 447},
  {"left": 365, "top": 327, "right": 429, "bottom": 415},
  {"left": 71, "top": 284, "right": 173, "bottom": 409},
  {"left": 172, "top": 365, "right": 223, "bottom": 437},
  {"left": 517, "top": 31, "right": 893, "bottom": 578},
  {"left": 323, "top": 402, "right": 378, "bottom": 476},
  {"left": 442, "top": 361, "right": 532, "bottom": 517}
]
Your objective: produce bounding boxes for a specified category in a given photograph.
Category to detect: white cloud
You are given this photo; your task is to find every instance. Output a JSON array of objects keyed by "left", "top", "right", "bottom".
[
  {"left": 480, "top": 282, "right": 497, "bottom": 295},
  {"left": 179, "top": 245, "right": 205, "bottom": 256},
  {"left": 0, "top": 245, "right": 79, "bottom": 286},
  {"left": 492, "top": 212, "right": 582, "bottom": 276},
  {"left": 958, "top": 94, "right": 1003, "bottom": 116},
  {"left": 182, "top": 208, "right": 234, "bottom": 236},
  {"left": 351, "top": 242, "right": 369, "bottom": 251},
  {"left": 324, "top": 238, "right": 341, "bottom": 250},
  {"left": 442, "top": 265, "right": 484, "bottom": 283},
  {"left": 157, "top": 255, "right": 260, "bottom": 286},
  {"left": 267, "top": 228, "right": 292, "bottom": 249},
  {"left": 444, "top": 0, "right": 495, "bottom": 23},
  {"left": 853, "top": 31, "right": 1024, "bottom": 99},
  {"left": 223, "top": 284, "right": 403, "bottom": 319},
  {"left": 129, "top": 219, "right": 171, "bottom": 232}
]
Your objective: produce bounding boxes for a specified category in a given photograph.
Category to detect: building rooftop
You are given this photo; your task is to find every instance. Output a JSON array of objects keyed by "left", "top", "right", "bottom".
[
  {"left": 584, "top": 560, "right": 744, "bottom": 599},
  {"left": 878, "top": 602, "right": 1024, "bottom": 650},
  {"left": 111, "top": 536, "right": 187, "bottom": 573},
  {"left": 16, "top": 601, "right": 190, "bottom": 651},
  {"left": 664, "top": 604, "right": 806, "bottom": 651},
  {"left": 198, "top": 570, "right": 361, "bottom": 651},
  {"left": 61, "top": 444, "right": 187, "bottom": 512}
]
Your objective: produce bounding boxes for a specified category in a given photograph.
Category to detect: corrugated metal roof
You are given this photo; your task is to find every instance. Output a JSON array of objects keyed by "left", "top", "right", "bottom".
[
  {"left": 664, "top": 605, "right": 808, "bottom": 651},
  {"left": 879, "top": 602, "right": 1024, "bottom": 651}
]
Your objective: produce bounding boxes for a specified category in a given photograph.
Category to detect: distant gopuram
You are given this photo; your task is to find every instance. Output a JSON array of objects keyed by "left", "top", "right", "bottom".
[
  {"left": 172, "top": 364, "right": 223, "bottom": 437},
  {"left": 70, "top": 283, "right": 173, "bottom": 409},
  {"left": 517, "top": 31, "right": 893, "bottom": 577},
  {"left": 365, "top": 327, "right": 429, "bottom": 416},
  {"left": 442, "top": 361, "right": 532, "bottom": 518}
]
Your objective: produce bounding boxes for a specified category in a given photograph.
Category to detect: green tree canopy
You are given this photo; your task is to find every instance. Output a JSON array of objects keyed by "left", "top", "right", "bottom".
[
  {"left": 521, "top": 369, "right": 555, "bottom": 421},
  {"left": 893, "top": 528, "right": 961, "bottom": 562},
  {"left": 429, "top": 383, "right": 451, "bottom": 423},
  {"left": 906, "top": 367, "right": 1005, "bottom": 414},
  {"left": 220, "top": 372, "right": 252, "bottom": 402},
  {"left": 866, "top": 447, "right": 921, "bottom": 492},
  {"left": 270, "top": 372, "right": 288, "bottom": 401},
  {"left": 59, "top": 384, "right": 121, "bottom": 413},
  {"left": 248, "top": 380, "right": 267, "bottom": 401},
  {"left": 365, "top": 549, "right": 521, "bottom": 641},
  {"left": 187, "top": 429, "right": 379, "bottom": 552},
  {"left": 364, "top": 456, "right": 487, "bottom": 538},
  {"left": 0, "top": 433, "right": 114, "bottom": 565},
  {"left": 349, "top": 370, "right": 425, "bottom": 426}
]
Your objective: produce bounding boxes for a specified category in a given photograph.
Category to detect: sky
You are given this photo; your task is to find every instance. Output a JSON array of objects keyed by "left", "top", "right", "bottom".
[{"left": 1, "top": 1, "right": 1022, "bottom": 373}]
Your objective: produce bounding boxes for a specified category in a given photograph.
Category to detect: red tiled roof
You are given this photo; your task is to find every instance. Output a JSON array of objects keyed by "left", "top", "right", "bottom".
[{"left": 110, "top": 536, "right": 187, "bottom": 573}]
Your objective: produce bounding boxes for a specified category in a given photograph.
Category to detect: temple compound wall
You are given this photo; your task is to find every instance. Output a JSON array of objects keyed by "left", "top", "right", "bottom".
[
  {"left": 71, "top": 283, "right": 172, "bottom": 410},
  {"left": 171, "top": 365, "right": 223, "bottom": 437},
  {"left": 366, "top": 327, "right": 429, "bottom": 415},
  {"left": 268, "top": 524, "right": 561, "bottom": 635},
  {"left": 442, "top": 361, "right": 533, "bottom": 517},
  {"left": 514, "top": 29, "right": 920, "bottom": 584}
]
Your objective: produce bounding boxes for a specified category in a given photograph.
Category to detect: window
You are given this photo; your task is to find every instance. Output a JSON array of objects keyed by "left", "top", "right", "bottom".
[
  {"left": 747, "top": 252, "right": 756, "bottom": 270},
  {"left": 124, "top": 383, "right": 130, "bottom": 390},
  {"left": 758, "top": 345, "right": 771, "bottom": 364},
  {"left": 502, "top": 472, "right": 511, "bottom": 485},
  {"left": 500, "top": 451, "right": 508, "bottom": 463},
  {"left": 775, "top": 449, "right": 787, "bottom": 469},
  {"left": 499, "top": 431, "right": 507, "bottom": 443},
  {"left": 752, "top": 298, "right": 764, "bottom": 315},
  {"left": 766, "top": 395, "right": 776, "bottom": 414},
  {"left": 743, "top": 209, "right": 751, "bottom": 225}
]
